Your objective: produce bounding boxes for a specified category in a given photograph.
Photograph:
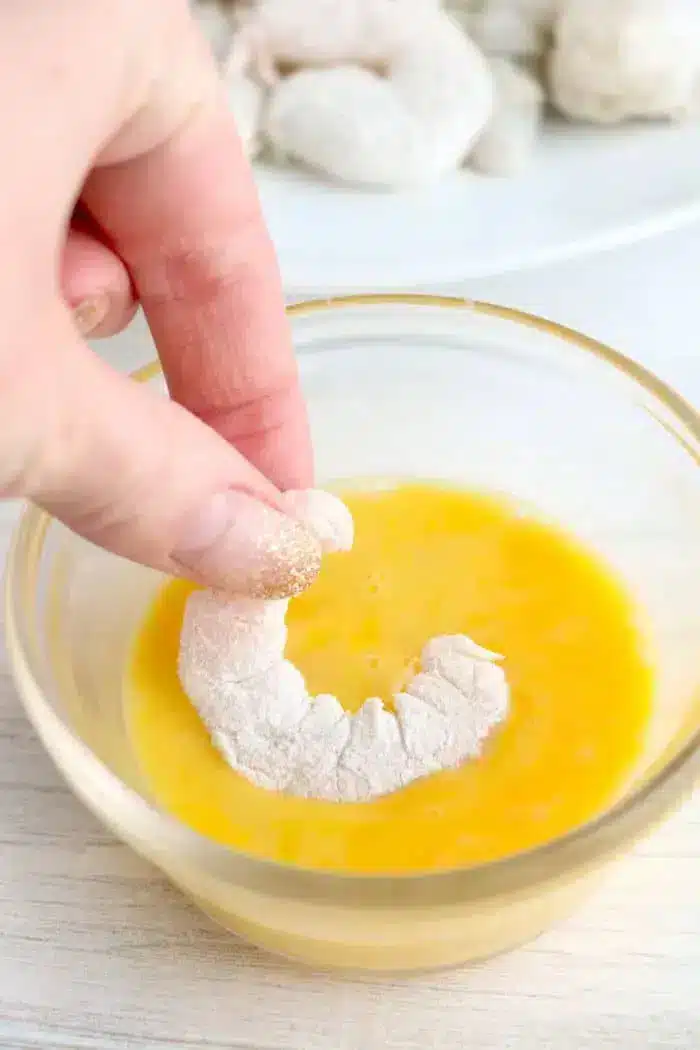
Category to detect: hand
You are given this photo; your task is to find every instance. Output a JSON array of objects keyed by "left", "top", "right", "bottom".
[{"left": 0, "top": 0, "right": 319, "bottom": 598}]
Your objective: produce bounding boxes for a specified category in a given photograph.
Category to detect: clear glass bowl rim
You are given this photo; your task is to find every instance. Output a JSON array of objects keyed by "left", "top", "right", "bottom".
[{"left": 5, "top": 293, "right": 700, "bottom": 909}]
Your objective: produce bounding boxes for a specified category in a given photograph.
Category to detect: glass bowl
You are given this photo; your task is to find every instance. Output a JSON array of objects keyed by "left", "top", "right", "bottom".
[{"left": 5, "top": 295, "right": 700, "bottom": 973}]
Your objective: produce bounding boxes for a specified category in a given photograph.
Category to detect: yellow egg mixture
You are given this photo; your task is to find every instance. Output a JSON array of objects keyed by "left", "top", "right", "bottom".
[{"left": 127, "top": 484, "right": 652, "bottom": 874}]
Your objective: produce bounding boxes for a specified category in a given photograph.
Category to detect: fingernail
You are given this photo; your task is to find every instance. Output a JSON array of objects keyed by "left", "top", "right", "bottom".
[
  {"left": 73, "top": 296, "right": 109, "bottom": 336},
  {"left": 172, "top": 491, "right": 322, "bottom": 598}
]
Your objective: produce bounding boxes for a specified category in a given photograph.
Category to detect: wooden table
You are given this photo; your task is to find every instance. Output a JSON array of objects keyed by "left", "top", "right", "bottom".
[{"left": 2, "top": 229, "right": 700, "bottom": 1048}]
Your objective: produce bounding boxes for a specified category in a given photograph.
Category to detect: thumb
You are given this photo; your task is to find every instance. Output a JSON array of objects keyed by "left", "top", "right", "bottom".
[{"left": 8, "top": 313, "right": 321, "bottom": 599}]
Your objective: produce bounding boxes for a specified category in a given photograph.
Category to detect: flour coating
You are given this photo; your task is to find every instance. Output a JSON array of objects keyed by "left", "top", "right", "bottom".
[{"left": 178, "top": 489, "right": 510, "bottom": 802}]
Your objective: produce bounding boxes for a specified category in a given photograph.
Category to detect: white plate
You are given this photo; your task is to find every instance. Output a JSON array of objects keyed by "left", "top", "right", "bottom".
[{"left": 256, "top": 121, "right": 700, "bottom": 294}]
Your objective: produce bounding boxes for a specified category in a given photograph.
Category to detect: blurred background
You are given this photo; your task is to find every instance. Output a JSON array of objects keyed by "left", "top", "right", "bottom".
[{"left": 183, "top": 0, "right": 700, "bottom": 296}]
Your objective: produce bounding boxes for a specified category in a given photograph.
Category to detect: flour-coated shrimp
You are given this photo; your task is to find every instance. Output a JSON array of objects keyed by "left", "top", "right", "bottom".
[
  {"left": 549, "top": 0, "right": 700, "bottom": 124},
  {"left": 238, "top": 0, "right": 493, "bottom": 187}
]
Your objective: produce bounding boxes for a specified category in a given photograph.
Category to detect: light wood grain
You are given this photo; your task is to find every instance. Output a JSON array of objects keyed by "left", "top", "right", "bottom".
[{"left": 1, "top": 498, "right": 698, "bottom": 1050}]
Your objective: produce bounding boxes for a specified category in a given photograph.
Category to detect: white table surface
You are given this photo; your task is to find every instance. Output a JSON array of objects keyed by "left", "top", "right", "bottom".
[{"left": 2, "top": 226, "right": 700, "bottom": 1048}]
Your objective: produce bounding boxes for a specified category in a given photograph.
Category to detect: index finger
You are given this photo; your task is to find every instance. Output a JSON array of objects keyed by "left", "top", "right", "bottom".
[{"left": 82, "top": 81, "right": 312, "bottom": 491}]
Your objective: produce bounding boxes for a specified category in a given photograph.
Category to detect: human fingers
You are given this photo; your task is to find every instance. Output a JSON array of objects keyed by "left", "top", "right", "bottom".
[
  {"left": 83, "top": 17, "right": 313, "bottom": 491},
  {"left": 0, "top": 0, "right": 315, "bottom": 595},
  {"left": 1, "top": 304, "right": 321, "bottom": 598},
  {"left": 61, "top": 225, "right": 138, "bottom": 338}
]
